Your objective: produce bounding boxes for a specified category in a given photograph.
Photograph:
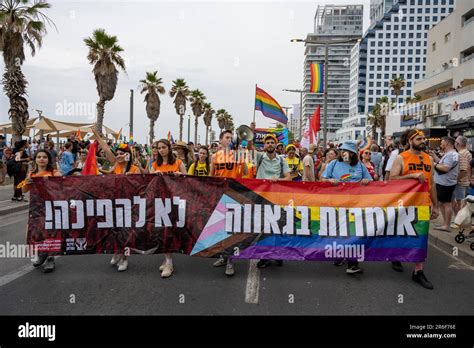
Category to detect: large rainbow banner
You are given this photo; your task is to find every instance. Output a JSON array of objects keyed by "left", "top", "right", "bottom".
[
  {"left": 310, "top": 62, "right": 324, "bottom": 93},
  {"left": 27, "top": 175, "right": 430, "bottom": 262}
]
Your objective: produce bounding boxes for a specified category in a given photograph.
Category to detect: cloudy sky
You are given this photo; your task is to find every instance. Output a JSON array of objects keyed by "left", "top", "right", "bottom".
[{"left": 0, "top": 0, "right": 370, "bottom": 144}]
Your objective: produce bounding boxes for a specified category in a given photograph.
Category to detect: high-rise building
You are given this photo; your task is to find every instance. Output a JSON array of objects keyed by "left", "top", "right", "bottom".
[
  {"left": 289, "top": 104, "right": 301, "bottom": 138},
  {"left": 302, "top": 4, "right": 363, "bottom": 140},
  {"left": 350, "top": 0, "right": 456, "bottom": 122},
  {"left": 370, "top": 0, "right": 396, "bottom": 27}
]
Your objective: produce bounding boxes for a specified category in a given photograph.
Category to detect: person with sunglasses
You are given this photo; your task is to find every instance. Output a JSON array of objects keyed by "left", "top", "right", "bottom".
[{"left": 360, "top": 149, "right": 378, "bottom": 181}]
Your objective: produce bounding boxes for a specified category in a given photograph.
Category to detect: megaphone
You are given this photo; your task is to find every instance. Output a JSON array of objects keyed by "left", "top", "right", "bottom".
[
  {"left": 236, "top": 125, "right": 254, "bottom": 142},
  {"left": 231, "top": 125, "right": 254, "bottom": 149}
]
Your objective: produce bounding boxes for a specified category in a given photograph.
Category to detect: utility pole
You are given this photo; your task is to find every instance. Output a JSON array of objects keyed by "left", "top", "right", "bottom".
[{"left": 129, "top": 89, "right": 134, "bottom": 140}]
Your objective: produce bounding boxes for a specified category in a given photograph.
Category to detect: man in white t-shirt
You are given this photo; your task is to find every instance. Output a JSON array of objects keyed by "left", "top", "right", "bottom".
[
  {"left": 384, "top": 141, "right": 401, "bottom": 180},
  {"left": 300, "top": 147, "right": 315, "bottom": 182}
]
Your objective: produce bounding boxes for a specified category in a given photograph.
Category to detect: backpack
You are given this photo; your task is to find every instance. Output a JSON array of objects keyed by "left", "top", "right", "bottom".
[{"left": 256, "top": 153, "right": 284, "bottom": 178}]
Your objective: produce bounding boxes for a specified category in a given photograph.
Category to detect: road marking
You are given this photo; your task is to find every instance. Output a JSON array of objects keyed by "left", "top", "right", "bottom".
[
  {"left": 245, "top": 259, "right": 260, "bottom": 304},
  {"left": 0, "top": 263, "right": 35, "bottom": 288},
  {"left": 429, "top": 241, "right": 474, "bottom": 271}
]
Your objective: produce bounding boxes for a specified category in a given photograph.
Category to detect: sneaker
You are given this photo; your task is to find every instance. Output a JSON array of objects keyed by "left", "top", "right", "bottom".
[
  {"left": 333, "top": 259, "right": 345, "bottom": 266},
  {"left": 110, "top": 253, "right": 123, "bottom": 266},
  {"left": 257, "top": 259, "right": 272, "bottom": 268},
  {"left": 32, "top": 253, "right": 48, "bottom": 267},
  {"left": 159, "top": 261, "right": 166, "bottom": 272},
  {"left": 275, "top": 260, "right": 283, "bottom": 267},
  {"left": 117, "top": 257, "right": 128, "bottom": 272},
  {"left": 391, "top": 261, "right": 404, "bottom": 272},
  {"left": 225, "top": 262, "right": 235, "bottom": 276},
  {"left": 161, "top": 263, "right": 174, "bottom": 278},
  {"left": 412, "top": 271, "right": 434, "bottom": 290},
  {"left": 346, "top": 266, "right": 363, "bottom": 274},
  {"left": 42, "top": 257, "right": 55, "bottom": 273},
  {"left": 213, "top": 257, "right": 226, "bottom": 267}
]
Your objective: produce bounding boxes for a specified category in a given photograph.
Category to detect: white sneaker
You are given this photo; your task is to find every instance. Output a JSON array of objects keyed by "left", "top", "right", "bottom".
[
  {"left": 225, "top": 262, "right": 235, "bottom": 276},
  {"left": 117, "top": 257, "right": 128, "bottom": 272},
  {"left": 161, "top": 263, "right": 173, "bottom": 278},
  {"left": 159, "top": 261, "right": 166, "bottom": 272},
  {"left": 110, "top": 253, "right": 123, "bottom": 266},
  {"left": 213, "top": 257, "right": 226, "bottom": 267}
]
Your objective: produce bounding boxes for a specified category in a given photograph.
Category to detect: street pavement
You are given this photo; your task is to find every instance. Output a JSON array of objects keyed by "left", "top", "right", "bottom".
[{"left": 0, "top": 209, "right": 473, "bottom": 316}]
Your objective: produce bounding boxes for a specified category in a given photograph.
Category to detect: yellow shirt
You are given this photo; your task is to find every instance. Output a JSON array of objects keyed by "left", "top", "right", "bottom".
[{"left": 188, "top": 161, "right": 208, "bottom": 176}]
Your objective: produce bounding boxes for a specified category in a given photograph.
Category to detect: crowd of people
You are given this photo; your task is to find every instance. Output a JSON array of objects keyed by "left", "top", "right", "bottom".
[{"left": 0, "top": 127, "right": 473, "bottom": 290}]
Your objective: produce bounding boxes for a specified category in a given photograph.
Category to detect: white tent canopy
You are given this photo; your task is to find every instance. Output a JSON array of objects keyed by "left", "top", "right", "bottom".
[{"left": 0, "top": 116, "right": 120, "bottom": 141}]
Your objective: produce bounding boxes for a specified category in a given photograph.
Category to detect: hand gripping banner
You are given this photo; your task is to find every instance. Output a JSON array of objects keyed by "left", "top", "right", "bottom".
[{"left": 26, "top": 175, "right": 431, "bottom": 262}]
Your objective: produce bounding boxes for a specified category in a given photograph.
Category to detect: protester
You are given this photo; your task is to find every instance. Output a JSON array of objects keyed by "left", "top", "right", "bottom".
[
  {"left": 430, "top": 136, "right": 459, "bottom": 233},
  {"left": 276, "top": 143, "right": 284, "bottom": 156},
  {"left": 59, "top": 142, "right": 76, "bottom": 176},
  {"left": 76, "top": 149, "right": 88, "bottom": 170},
  {"left": 384, "top": 140, "right": 402, "bottom": 180},
  {"left": 321, "top": 140, "right": 372, "bottom": 274},
  {"left": 255, "top": 134, "right": 291, "bottom": 269},
  {"left": 210, "top": 130, "right": 248, "bottom": 276},
  {"left": 318, "top": 148, "right": 338, "bottom": 180},
  {"left": 45, "top": 141, "right": 58, "bottom": 169},
  {"left": 370, "top": 144, "right": 383, "bottom": 180},
  {"left": 149, "top": 139, "right": 187, "bottom": 277},
  {"left": 11, "top": 140, "right": 30, "bottom": 201},
  {"left": 22, "top": 149, "right": 61, "bottom": 272},
  {"left": 69, "top": 134, "right": 79, "bottom": 161},
  {"left": 388, "top": 128, "right": 439, "bottom": 290},
  {"left": 300, "top": 147, "right": 316, "bottom": 182},
  {"left": 173, "top": 141, "right": 194, "bottom": 170},
  {"left": 187, "top": 146, "right": 210, "bottom": 176},
  {"left": 453, "top": 136, "right": 472, "bottom": 214},
  {"left": 360, "top": 149, "right": 378, "bottom": 180},
  {"left": 285, "top": 144, "right": 303, "bottom": 181}
]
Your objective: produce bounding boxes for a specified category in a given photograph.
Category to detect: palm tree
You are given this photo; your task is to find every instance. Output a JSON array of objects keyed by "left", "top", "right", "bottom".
[
  {"left": 189, "top": 89, "right": 206, "bottom": 145},
  {"left": 216, "top": 109, "right": 226, "bottom": 132},
  {"left": 405, "top": 96, "right": 412, "bottom": 104},
  {"left": 202, "top": 102, "right": 215, "bottom": 145},
  {"left": 0, "top": 0, "right": 54, "bottom": 144},
  {"left": 224, "top": 112, "right": 234, "bottom": 131},
  {"left": 368, "top": 96, "right": 392, "bottom": 142},
  {"left": 389, "top": 76, "right": 406, "bottom": 105},
  {"left": 139, "top": 71, "right": 165, "bottom": 143},
  {"left": 84, "top": 29, "right": 126, "bottom": 135},
  {"left": 169, "top": 78, "right": 190, "bottom": 141}
]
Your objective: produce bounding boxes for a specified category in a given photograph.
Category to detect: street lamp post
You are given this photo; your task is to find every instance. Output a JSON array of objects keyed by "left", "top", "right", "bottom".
[{"left": 291, "top": 38, "right": 360, "bottom": 149}]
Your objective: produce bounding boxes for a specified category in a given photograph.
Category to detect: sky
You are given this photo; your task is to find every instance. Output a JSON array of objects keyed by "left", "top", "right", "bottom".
[{"left": 0, "top": 0, "right": 370, "bottom": 144}]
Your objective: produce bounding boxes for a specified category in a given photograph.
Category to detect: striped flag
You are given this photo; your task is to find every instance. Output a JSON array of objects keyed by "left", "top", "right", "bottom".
[
  {"left": 310, "top": 63, "right": 324, "bottom": 93},
  {"left": 255, "top": 86, "right": 288, "bottom": 124}
]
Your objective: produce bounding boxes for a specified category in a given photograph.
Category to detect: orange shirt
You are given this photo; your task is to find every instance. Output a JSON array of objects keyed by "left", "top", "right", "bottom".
[
  {"left": 400, "top": 151, "right": 432, "bottom": 187},
  {"left": 113, "top": 162, "right": 140, "bottom": 175},
  {"left": 211, "top": 150, "right": 243, "bottom": 178},
  {"left": 30, "top": 170, "right": 59, "bottom": 178},
  {"left": 152, "top": 159, "right": 183, "bottom": 174}
]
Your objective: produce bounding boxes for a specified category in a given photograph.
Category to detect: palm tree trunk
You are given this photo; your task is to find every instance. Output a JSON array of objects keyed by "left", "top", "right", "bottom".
[
  {"left": 96, "top": 98, "right": 106, "bottom": 135},
  {"left": 194, "top": 116, "right": 198, "bottom": 145},
  {"left": 205, "top": 126, "right": 209, "bottom": 145},
  {"left": 149, "top": 119, "right": 155, "bottom": 144},
  {"left": 179, "top": 114, "right": 184, "bottom": 141},
  {"left": 3, "top": 66, "right": 29, "bottom": 145}
]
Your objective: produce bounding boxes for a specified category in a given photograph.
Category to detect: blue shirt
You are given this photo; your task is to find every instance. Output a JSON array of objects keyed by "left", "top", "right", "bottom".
[
  {"left": 60, "top": 151, "right": 75, "bottom": 175},
  {"left": 322, "top": 159, "right": 373, "bottom": 182}
]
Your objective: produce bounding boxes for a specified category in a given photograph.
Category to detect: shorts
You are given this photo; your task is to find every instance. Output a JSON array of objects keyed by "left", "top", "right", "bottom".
[
  {"left": 436, "top": 184, "right": 456, "bottom": 203},
  {"left": 453, "top": 184, "right": 469, "bottom": 201}
]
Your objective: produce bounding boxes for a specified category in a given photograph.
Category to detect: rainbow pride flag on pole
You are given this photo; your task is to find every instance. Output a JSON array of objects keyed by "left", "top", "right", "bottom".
[
  {"left": 310, "top": 63, "right": 324, "bottom": 93},
  {"left": 255, "top": 86, "right": 288, "bottom": 124}
]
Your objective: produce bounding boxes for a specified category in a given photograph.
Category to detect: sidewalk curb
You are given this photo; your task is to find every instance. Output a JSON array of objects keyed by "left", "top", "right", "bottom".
[
  {"left": 428, "top": 234, "right": 474, "bottom": 267},
  {"left": 0, "top": 202, "right": 29, "bottom": 216}
]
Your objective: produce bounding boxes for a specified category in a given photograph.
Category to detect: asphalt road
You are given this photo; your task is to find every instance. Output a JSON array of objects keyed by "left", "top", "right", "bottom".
[{"left": 0, "top": 211, "right": 473, "bottom": 315}]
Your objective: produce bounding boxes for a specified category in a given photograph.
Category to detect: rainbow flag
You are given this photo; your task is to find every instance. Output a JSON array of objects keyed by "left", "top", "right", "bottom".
[
  {"left": 310, "top": 63, "right": 324, "bottom": 93},
  {"left": 255, "top": 86, "right": 288, "bottom": 124}
]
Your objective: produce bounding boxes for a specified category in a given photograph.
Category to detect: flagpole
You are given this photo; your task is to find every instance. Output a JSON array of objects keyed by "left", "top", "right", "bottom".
[{"left": 253, "top": 84, "right": 257, "bottom": 124}]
